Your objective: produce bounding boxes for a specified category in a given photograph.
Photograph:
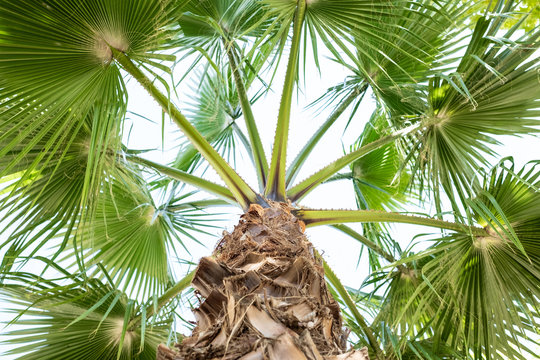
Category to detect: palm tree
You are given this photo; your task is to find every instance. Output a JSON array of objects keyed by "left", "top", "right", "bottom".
[{"left": 0, "top": 0, "right": 539, "bottom": 359}]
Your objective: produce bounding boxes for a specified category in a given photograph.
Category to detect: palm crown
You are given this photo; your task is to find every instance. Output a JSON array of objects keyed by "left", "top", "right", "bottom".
[{"left": 0, "top": 0, "right": 539, "bottom": 359}]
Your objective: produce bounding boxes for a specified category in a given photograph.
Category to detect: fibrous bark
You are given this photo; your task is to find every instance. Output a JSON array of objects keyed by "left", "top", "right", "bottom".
[{"left": 157, "top": 202, "right": 369, "bottom": 360}]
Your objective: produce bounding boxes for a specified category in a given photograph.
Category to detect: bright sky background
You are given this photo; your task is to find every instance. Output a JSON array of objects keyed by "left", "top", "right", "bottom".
[{"left": 1, "top": 36, "right": 539, "bottom": 358}]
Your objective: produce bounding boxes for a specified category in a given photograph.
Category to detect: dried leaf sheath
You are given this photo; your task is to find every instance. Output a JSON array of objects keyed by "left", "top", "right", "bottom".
[{"left": 157, "top": 202, "right": 369, "bottom": 360}]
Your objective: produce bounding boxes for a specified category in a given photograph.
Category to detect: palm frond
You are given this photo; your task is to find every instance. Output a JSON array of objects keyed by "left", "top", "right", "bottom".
[
  {"left": 349, "top": 109, "right": 411, "bottom": 212},
  {"left": 334, "top": 109, "right": 412, "bottom": 274},
  {"left": 0, "top": 263, "right": 171, "bottom": 359},
  {"left": 350, "top": 0, "right": 473, "bottom": 118},
  {"left": 0, "top": 108, "right": 123, "bottom": 273},
  {"left": 70, "top": 171, "right": 221, "bottom": 299},
  {"left": 0, "top": 0, "right": 183, "bottom": 270},
  {"left": 175, "top": 0, "right": 285, "bottom": 82},
  {"left": 174, "top": 70, "right": 242, "bottom": 172},
  {"left": 397, "top": 160, "right": 540, "bottom": 359},
  {"left": 408, "top": 6, "right": 540, "bottom": 204},
  {"left": 0, "top": 0, "right": 178, "bottom": 121}
]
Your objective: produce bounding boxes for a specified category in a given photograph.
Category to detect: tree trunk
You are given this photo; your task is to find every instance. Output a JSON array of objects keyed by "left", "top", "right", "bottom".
[{"left": 157, "top": 202, "right": 369, "bottom": 360}]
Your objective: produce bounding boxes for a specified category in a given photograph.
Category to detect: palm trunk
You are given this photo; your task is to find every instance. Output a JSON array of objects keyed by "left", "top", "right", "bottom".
[{"left": 157, "top": 202, "right": 369, "bottom": 360}]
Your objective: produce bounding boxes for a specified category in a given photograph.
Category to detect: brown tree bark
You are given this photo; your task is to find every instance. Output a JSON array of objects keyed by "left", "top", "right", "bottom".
[{"left": 157, "top": 202, "right": 369, "bottom": 360}]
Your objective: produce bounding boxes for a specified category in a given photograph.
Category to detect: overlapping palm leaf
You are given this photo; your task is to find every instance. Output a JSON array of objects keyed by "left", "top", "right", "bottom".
[
  {"left": 348, "top": 110, "right": 411, "bottom": 212},
  {"left": 173, "top": 69, "right": 248, "bottom": 172},
  {"left": 0, "top": 0, "right": 185, "bottom": 270},
  {"left": 0, "top": 263, "right": 172, "bottom": 360},
  {"left": 0, "top": 108, "right": 122, "bottom": 272},
  {"left": 175, "top": 0, "right": 284, "bottom": 81},
  {"left": 179, "top": 0, "right": 275, "bottom": 45},
  {"left": 366, "top": 252, "right": 439, "bottom": 339},
  {"left": 69, "top": 168, "right": 221, "bottom": 299},
  {"left": 348, "top": 0, "right": 472, "bottom": 118},
  {"left": 0, "top": 0, "right": 182, "bottom": 182},
  {"left": 392, "top": 160, "right": 540, "bottom": 359},
  {"left": 335, "top": 110, "right": 411, "bottom": 271},
  {"left": 265, "top": 0, "right": 462, "bottom": 84},
  {"left": 409, "top": 4, "right": 540, "bottom": 203}
]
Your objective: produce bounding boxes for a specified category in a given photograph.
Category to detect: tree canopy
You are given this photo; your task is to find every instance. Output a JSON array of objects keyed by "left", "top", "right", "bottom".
[{"left": 0, "top": 0, "right": 539, "bottom": 359}]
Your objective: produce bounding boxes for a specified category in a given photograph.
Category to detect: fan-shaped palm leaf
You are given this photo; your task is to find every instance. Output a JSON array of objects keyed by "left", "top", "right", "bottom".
[
  {"left": 409, "top": 6, "right": 540, "bottom": 203},
  {"left": 367, "top": 253, "right": 439, "bottom": 340},
  {"left": 0, "top": 264, "right": 171, "bottom": 360},
  {"left": 0, "top": 108, "right": 122, "bottom": 273},
  {"left": 349, "top": 110, "right": 411, "bottom": 212},
  {"left": 0, "top": 0, "right": 183, "bottom": 270},
  {"left": 174, "top": 70, "right": 243, "bottom": 172},
  {"left": 400, "top": 160, "right": 540, "bottom": 359},
  {"left": 0, "top": 0, "right": 178, "bottom": 158},
  {"left": 343, "top": 0, "right": 472, "bottom": 118},
  {"left": 175, "top": 0, "right": 284, "bottom": 81},
  {"left": 70, "top": 170, "right": 220, "bottom": 299},
  {"left": 332, "top": 110, "right": 411, "bottom": 272},
  {"left": 266, "top": 0, "right": 461, "bottom": 83}
]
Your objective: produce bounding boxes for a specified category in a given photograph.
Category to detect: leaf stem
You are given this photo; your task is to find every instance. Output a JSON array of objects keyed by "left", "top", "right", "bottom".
[
  {"left": 294, "top": 209, "right": 488, "bottom": 236},
  {"left": 321, "top": 257, "right": 384, "bottom": 360},
  {"left": 286, "top": 85, "right": 366, "bottom": 186},
  {"left": 265, "top": 0, "right": 306, "bottom": 201},
  {"left": 111, "top": 48, "right": 262, "bottom": 210},
  {"left": 226, "top": 42, "right": 268, "bottom": 192},
  {"left": 126, "top": 155, "right": 237, "bottom": 205},
  {"left": 331, "top": 224, "right": 397, "bottom": 263},
  {"left": 167, "top": 199, "right": 232, "bottom": 212},
  {"left": 288, "top": 123, "right": 421, "bottom": 202}
]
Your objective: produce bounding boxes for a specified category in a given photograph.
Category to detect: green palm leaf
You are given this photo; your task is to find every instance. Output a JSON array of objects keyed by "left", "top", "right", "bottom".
[
  {"left": 335, "top": 110, "right": 411, "bottom": 273},
  {"left": 357, "top": 0, "right": 472, "bottom": 117},
  {"left": 0, "top": 0, "right": 177, "bottom": 145},
  {"left": 71, "top": 170, "right": 219, "bottom": 299},
  {"left": 409, "top": 7, "right": 540, "bottom": 203},
  {"left": 1, "top": 265, "right": 171, "bottom": 360},
  {"left": 266, "top": 0, "right": 461, "bottom": 83},
  {"left": 175, "top": 0, "right": 283, "bottom": 79},
  {"left": 181, "top": 0, "right": 273, "bottom": 41},
  {"left": 367, "top": 254, "right": 439, "bottom": 340},
  {"left": 0, "top": 108, "right": 122, "bottom": 272},
  {"left": 0, "top": 0, "right": 183, "bottom": 270},
  {"left": 349, "top": 109, "right": 411, "bottom": 212},
  {"left": 174, "top": 70, "right": 244, "bottom": 172},
  {"left": 401, "top": 160, "right": 540, "bottom": 359}
]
